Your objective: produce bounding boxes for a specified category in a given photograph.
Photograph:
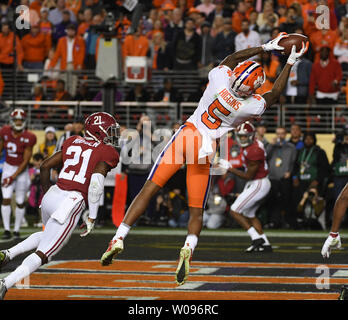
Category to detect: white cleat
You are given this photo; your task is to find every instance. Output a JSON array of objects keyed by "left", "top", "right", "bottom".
[
  {"left": 175, "top": 246, "right": 192, "bottom": 286},
  {"left": 100, "top": 239, "right": 124, "bottom": 266}
]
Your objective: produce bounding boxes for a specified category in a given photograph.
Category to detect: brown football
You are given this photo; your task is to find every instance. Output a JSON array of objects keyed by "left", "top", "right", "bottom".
[{"left": 278, "top": 33, "right": 309, "bottom": 55}]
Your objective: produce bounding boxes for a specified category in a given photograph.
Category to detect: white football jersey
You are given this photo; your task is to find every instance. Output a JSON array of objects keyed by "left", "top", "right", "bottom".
[{"left": 187, "top": 65, "right": 266, "bottom": 142}]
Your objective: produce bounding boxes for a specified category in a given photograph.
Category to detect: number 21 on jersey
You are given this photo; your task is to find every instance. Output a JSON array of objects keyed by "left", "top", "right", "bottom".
[{"left": 59, "top": 146, "right": 92, "bottom": 184}]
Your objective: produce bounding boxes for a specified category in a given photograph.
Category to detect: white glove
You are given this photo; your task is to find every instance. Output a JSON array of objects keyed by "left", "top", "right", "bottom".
[
  {"left": 262, "top": 32, "right": 288, "bottom": 52},
  {"left": 219, "top": 158, "right": 231, "bottom": 170},
  {"left": 287, "top": 41, "right": 309, "bottom": 65},
  {"left": 80, "top": 217, "right": 95, "bottom": 237},
  {"left": 321, "top": 233, "right": 341, "bottom": 258}
]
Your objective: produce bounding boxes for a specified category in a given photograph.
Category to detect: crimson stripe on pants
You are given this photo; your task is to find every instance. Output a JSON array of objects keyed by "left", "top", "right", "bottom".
[
  {"left": 236, "top": 180, "right": 262, "bottom": 213},
  {"left": 45, "top": 201, "right": 84, "bottom": 258}
]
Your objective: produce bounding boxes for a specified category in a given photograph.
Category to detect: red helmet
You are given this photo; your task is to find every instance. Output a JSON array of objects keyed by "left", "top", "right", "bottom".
[
  {"left": 230, "top": 61, "right": 265, "bottom": 98},
  {"left": 10, "top": 108, "right": 27, "bottom": 131},
  {"left": 235, "top": 121, "right": 255, "bottom": 147},
  {"left": 84, "top": 112, "right": 120, "bottom": 148}
]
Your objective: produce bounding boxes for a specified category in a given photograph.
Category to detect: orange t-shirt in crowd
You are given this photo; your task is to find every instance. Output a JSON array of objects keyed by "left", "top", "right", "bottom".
[
  {"left": 30, "top": 0, "right": 42, "bottom": 16},
  {"left": 0, "top": 32, "right": 24, "bottom": 66},
  {"left": 122, "top": 34, "right": 149, "bottom": 58},
  {"left": 310, "top": 29, "right": 338, "bottom": 62},
  {"left": 21, "top": 33, "right": 51, "bottom": 62},
  {"left": 77, "top": 22, "right": 90, "bottom": 36},
  {"left": 232, "top": 11, "right": 245, "bottom": 34},
  {"left": 65, "top": 0, "right": 82, "bottom": 17},
  {"left": 40, "top": 21, "right": 53, "bottom": 35}
]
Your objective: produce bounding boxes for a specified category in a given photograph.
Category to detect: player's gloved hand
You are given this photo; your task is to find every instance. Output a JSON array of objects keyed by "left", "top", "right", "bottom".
[
  {"left": 321, "top": 232, "right": 341, "bottom": 258},
  {"left": 262, "top": 32, "right": 288, "bottom": 52},
  {"left": 80, "top": 217, "right": 95, "bottom": 237},
  {"left": 2, "top": 176, "right": 14, "bottom": 188},
  {"left": 219, "top": 158, "right": 231, "bottom": 170},
  {"left": 287, "top": 41, "right": 309, "bottom": 65}
]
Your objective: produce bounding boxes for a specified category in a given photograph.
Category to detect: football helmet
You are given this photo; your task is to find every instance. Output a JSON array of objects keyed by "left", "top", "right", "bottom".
[
  {"left": 230, "top": 61, "right": 265, "bottom": 98},
  {"left": 84, "top": 112, "right": 120, "bottom": 148},
  {"left": 235, "top": 121, "right": 256, "bottom": 147},
  {"left": 10, "top": 108, "right": 27, "bottom": 131}
]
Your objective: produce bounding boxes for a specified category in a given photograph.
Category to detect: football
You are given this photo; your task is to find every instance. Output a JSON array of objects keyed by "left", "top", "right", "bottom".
[{"left": 278, "top": 33, "right": 309, "bottom": 55}]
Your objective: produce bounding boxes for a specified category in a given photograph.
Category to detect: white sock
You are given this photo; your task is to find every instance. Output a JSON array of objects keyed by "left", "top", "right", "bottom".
[
  {"left": 4, "top": 253, "right": 42, "bottom": 289},
  {"left": 14, "top": 207, "right": 25, "bottom": 232},
  {"left": 8, "top": 231, "right": 44, "bottom": 260},
  {"left": 184, "top": 234, "right": 198, "bottom": 252},
  {"left": 1, "top": 205, "right": 11, "bottom": 231},
  {"left": 113, "top": 223, "right": 130, "bottom": 241},
  {"left": 260, "top": 233, "right": 270, "bottom": 245},
  {"left": 247, "top": 227, "right": 260, "bottom": 240}
]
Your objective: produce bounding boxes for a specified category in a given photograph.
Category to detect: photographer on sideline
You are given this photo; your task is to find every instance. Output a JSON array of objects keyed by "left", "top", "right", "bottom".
[{"left": 297, "top": 186, "right": 326, "bottom": 230}]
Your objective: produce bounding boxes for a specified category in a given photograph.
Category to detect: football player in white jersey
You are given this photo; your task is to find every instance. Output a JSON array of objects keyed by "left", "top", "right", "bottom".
[{"left": 101, "top": 32, "right": 309, "bottom": 285}]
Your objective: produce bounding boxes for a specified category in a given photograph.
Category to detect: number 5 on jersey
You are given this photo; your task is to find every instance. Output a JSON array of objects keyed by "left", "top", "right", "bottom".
[
  {"left": 59, "top": 146, "right": 92, "bottom": 184},
  {"left": 201, "top": 99, "right": 231, "bottom": 130}
]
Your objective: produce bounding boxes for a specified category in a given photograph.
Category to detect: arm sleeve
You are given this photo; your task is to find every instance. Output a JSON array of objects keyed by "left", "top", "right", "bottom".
[{"left": 88, "top": 173, "right": 105, "bottom": 219}]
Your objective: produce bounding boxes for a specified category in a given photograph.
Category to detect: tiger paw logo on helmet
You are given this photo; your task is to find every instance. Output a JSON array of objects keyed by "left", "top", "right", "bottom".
[{"left": 230, "top": 61, "right": 265, "bottom": 98}]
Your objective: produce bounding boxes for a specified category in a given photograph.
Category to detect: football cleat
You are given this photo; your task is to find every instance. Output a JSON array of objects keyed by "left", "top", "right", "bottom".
[
  {"left": 261, "top": 244, "right": 273, "bottom": 252},
  {"left": 338, "top": 285, "right": 348, "bottom": 300},
  {"left": 0, "top": 250, "right": 10, "bottom": 271},
  {"left": 245, "top": 238, "right": 265, "bottom": 252},
  {"left": 175, "top": 246, "right": 192, "bottom": 286},
  {"left": 0, "top": 279, "right": 7, "bottom": 300},
  {"left": 100, "top": 238, "right": 124, "bottom": 266},
  {"left": 1, "top": 231, "right": 11, "bottom": 240},
  {"left": 13, "top": 232, "right": 20, "bottom": 240}
]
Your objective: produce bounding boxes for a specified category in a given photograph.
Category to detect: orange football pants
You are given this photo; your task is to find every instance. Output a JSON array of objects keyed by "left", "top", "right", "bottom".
[{"left": 148, "top": 122, "right": 213, "bottom": 208}]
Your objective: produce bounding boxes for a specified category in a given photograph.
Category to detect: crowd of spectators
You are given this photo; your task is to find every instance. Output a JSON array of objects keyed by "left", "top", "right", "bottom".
[{"left": 0, "top": 0, "right": 346, "bottom": 106}]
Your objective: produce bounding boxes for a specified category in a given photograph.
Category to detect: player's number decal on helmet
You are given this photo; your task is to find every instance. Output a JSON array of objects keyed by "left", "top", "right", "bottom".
[
  {"left": 201, "top": 99, "right": 231, "bottom": 130},
  {"left": 59, "top": 146, "right": 93, "bottom": 184},
  {"left": 93, "top": 115, "right": 103, "bottom": 125},
  {"left": 7, "top": 142, "right": 18, "bottom": 158}
]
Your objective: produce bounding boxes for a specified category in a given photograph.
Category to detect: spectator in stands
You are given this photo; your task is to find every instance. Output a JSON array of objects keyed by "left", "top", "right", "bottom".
[
  {"left": 258, "top": 10, "right": 278, "bottom": 44},
  {"left": 206, "top": 0, "right": 228, "bottom": 24},
  {"left": 331, "top": 127, "right": 348, "bottom": 199},
  {"left": 232, "top": 0, "right": 247, "bottom": 34},
  {"left": 255, "top": 120, "right": 269, "bottom": 148},
  {"left": 171, "top": 17, "right": 202, "bottom": 70},
  {"left": 164, "top": 7, "right": 184, "bottom": 43},
  {"left": 234, "top": 19, "right": 261, "bottom": 61},
  {"left": 144, "top": 9, "right": 158, "bottom": 34},
  {"left": 39, "top": 7, "right": 53, "bottom": 36},
  {"left": 55, "top": 115, "right": 84, "bottom": 152},
  {"left": 30, "top": 0, "right": 44, "bottom": 16},
  {"left": 196, "top": 0, "right": 216, "bottom": 17},
  {"left": 297, "top": 186, "right": 326, "bottom": 230},
  {"left": 146, "top": 19, "right": 164, "bottom": 41},
  {"left": 74, "top": 81, "right": 94, "bottom": 101},
  {"left": 200, "top": 21, "right": 214, "bottom": 68},
  {"left": 29, "top": 83, "right": 47, "bottom": 111},
  {"left": 148, "top": 31, "right": 171, "bottom": 70},
  {"left": 43, "top": 47, "right": 60, "bottom": 80},
  {"left": 255, "top": 51, "right": 281, "bottom": 95},
  {"left": 284, "top": 48, "right": 312, "bottom": 104},
  {"left": 309, "top": 27, "right": 338, "bottom": 62},
  {"left": 287, "top": 124, "right": 304, "bottom": 151},
  {"left": 83, "top": 0, "right": 102, "bottom": 15},
  {"left": 279, "top": 6, "right": 302, "bottom": 34},
  {"left": 203, "top": 187, "right": 228, "bottom": 229},
  {"left": 48, "top": 0, "right": 76, "bottom": 26},
  {"left": 48, "top": 23, "right": 85, "bottom": 96},
  {"left": 84, "top": 13, "right": 103, "bottom": 69},
  {"left": 39, "top": 126, "right": 57, "bottom": 159},
  {"left": 125, "top": 84, "right": 150, "bottom": 102},
  {"left": 93, "top": 83, "right": 123, "bottom": 103},
  {"left": 333, "top": 28, "right": 348, "bottom": 71},
  {"left": 122, "top": 24, "right": 149, "bottom": 65},
  {"left": 211, "top": 18, "right": 236, "bottom": 63},
  {"left": 65, "top": 0, "right": 81, "bottom": 18},
  {"left": 19, "top": 0, "right": 40, "bottom": 31},
  {"left": 0, "top": 21, "right": 24, "bottom": 70},
  {"left": 21, "top": 24, "right": 51, "bottom": 69},
  {"left": 249, "top": 11, "right": 259, "bottom": 32},
  {"left": 257, "top": 0, "right": 278, "bottom": 29},
  {"left": 49, "top": 79, "right": 72, "bottom": 119},
  {"left": 154, "top": 78, "right": 181, "bottom": 103},
  {"left": 210, "top": 15, "right": 224, "bottom": 38},
  {"left": 53, "top": 9, "right": 76, "bottom": 44},
  {"left": 77, "top": 8, "right": 92, "bottom": 37},
  {"left": 292, "top": 132, "right": 330, "bottom": 214},
  {"left": 265, "top": 126, "right": 297, "bottom": 229},
  {"left": 308, "top": 47, "right": 343, "bottom": 106}
]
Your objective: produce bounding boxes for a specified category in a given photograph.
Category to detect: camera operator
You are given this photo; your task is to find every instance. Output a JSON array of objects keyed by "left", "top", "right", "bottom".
[
  {"left": 332, "top": 126, "right": 348, "bottom": 199},
  {"left": 297, "top": 186, "right": 326, "bottom": 230}
]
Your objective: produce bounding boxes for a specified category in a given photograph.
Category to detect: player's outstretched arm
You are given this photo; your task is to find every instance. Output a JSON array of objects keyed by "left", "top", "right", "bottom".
[
  {"left": 262, "top": 41, "right": 309, "bottom": 109},
  {"left": 220, "top": 32, "right": 288, "bottom": 70},
  {"left": 40, "top": 151, "right": 63, "bottom": 194}
]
